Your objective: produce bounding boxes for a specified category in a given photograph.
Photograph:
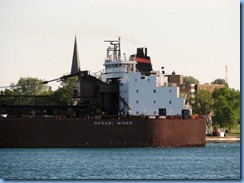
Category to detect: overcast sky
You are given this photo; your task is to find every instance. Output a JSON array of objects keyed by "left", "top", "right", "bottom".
[{"left": 0, "top": 0, "right": 240, "bottom": 90}]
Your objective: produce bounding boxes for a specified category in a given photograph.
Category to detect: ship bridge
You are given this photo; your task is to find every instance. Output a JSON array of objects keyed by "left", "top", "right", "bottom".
[
  {"left": 102, "top": 37, "right": 137, "bottom": 82},
  {"left": 103, "top": 60, "right": 137, "bottom": 74}
]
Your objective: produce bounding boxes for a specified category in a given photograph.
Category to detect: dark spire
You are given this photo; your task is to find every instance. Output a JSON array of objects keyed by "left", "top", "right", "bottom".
[{"left": 71, "top": 36, "right": 81, "bottom": 74}]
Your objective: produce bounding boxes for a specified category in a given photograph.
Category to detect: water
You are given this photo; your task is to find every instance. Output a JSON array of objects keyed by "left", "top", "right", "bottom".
[{"left": 0, "top": 143, "right": 240, "bottom": 180}]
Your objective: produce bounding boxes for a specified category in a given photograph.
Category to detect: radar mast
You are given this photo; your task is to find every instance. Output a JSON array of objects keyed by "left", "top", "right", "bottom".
[{"left": 104, "top": 37, "right": 121, "bottom": 61}]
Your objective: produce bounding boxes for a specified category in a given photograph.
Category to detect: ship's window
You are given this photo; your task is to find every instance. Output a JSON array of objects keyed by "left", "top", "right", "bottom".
[
  {"left": 154, "top": 100, "right": 156, "bottom": 104},
  {"left": 169, "top": 101, "right": 172, "bottom": 104},
  {"left": 153, "top": 90, "right": 156, "bottom": 93},
  {"left": 136, "top": 111, "right": 139, "bottom": 114},
  {"left": 135, "top": 79, "right": 137, "bottom": 82},
  {"left": 120, "top": 83, "right": 123, "bottom": 86},
  {"left": 169, "top": 89, "right": 172, "bottom": 93},
  {"left": 148, "top": 78, "right": 150, "bottom": 82},
  {"left": 136, "top": 100, "right": 139, "bottom": 104},
  {"left": 154, "top": 111, "right": 156, "bottom": 114},
  {"left": 141, "top": 77, "right": 145, "bottom": 79},
  {"left": 136, "top": 89, "right": 139, "bottom": 93}
]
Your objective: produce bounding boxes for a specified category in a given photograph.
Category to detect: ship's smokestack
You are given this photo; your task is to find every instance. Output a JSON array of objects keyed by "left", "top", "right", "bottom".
[
  {"left": 135, "top": 47, "right": 152, "bottom": 73},
  {"left": 137, "top": 48, "right": 143, "bottom": 56}
]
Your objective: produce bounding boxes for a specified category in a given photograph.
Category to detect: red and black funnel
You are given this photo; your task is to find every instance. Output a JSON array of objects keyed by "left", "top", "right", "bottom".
[{"left": 135, "top": 47, "right": 153, "bottom": 73}]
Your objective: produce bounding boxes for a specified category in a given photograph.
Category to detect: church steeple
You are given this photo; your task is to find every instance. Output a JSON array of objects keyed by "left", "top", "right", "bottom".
[{"left": 71, "top": 36, "right": 81, "bottom": 74}]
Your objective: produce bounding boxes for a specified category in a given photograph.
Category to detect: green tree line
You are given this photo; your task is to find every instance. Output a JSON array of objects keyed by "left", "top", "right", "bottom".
[
  {"left": 1, "top": 77, "right": 77, "bottom": 105},
  {"left": 184, "top": 76, "right": 239, "bottom": 130},
  {"left": 191, "top": 87, "right": 240, "bottom": 131}
]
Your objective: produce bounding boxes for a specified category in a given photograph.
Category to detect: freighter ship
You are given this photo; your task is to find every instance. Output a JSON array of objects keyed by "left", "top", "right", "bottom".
[{"left": 0, "top": 37, "right": 206, "bottom": 148}]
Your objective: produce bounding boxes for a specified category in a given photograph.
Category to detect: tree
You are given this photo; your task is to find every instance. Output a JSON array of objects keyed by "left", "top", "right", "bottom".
[
  {"left": 0, "top": 77, "right": 50, "bottom": 105},
  {"left": 1, "top": 88, "right": 15, "bottom": 95},
  {"left": 52, "top": 76, "right": 78, "bottom": 105},
  {"left": 192, "top": 90, "right": 213, "bottom": 115},
  {"left": 0, "top": 89, "right": 16, "bottom": 105},
  {"left": 212, "top": 88, "right": 240, "bottom": 130},
  {"left": 183, "top": 76, "right": 199, "bottom": 84},
  {"left": 11, "top": 77, "right": 48, "bottom": 95},
  {"left": 211, "top": 78, "right": 228, "bottom": 87}
]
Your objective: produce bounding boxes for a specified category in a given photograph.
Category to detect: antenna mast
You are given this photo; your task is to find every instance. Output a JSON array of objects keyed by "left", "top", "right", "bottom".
[
  {"left": 225, "top": 65, "right": 228, "bottom": 84},
  {"left": 104, "top": 37, "right": 121, "bottom": 61}
]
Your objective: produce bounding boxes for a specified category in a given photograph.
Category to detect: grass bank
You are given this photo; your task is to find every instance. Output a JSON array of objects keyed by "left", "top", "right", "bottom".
[{"left": 226, "top": 124, "right": 240, "bottom": 137}]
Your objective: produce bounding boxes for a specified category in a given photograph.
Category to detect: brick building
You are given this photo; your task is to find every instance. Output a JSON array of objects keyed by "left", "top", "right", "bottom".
[
  {"left": 195, "top": 84, "right": 225, "bottom": 93},
  {"left": 166, "top": 72, "right": 225, "bottom": 93},
  {"left": 166, "top": 71, "right": 183, "bottom": 85}
]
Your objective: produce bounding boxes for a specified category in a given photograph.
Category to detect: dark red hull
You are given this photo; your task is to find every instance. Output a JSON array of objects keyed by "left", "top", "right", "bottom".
[{"left": 0, "top": 118, "right": 206, "bottom": 148}]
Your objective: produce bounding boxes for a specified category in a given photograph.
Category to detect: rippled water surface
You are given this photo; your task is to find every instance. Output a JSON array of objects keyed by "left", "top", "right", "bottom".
[{"left": 0, "top": 143, "right": 240, "bottom": 180}]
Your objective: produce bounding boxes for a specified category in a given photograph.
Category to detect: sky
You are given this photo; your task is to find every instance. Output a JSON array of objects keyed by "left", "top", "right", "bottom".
[{"left": 0, "top": 0, "right": 240, "bottom": 91}]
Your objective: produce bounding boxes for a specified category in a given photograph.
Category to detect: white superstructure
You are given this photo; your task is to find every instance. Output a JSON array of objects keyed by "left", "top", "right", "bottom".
[{"left": 101, "top": 38, "right": 188, "bottom": 116}]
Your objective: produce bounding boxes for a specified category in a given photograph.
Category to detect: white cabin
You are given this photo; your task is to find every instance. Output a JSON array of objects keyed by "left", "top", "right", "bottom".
[{"left": 101, "top": 38, "right": 187, "bottom": 116}]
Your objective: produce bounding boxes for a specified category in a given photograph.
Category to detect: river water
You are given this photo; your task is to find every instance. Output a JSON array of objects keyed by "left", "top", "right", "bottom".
[{"left": 0, "top": 143, "right": 240, "bottom": 180}]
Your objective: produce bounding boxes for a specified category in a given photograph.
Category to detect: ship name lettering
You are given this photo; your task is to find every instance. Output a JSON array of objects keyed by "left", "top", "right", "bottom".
[
  {"left": 94, "top": 121, "right": 114, "bottom": 125},
  {"left": 116, "top": 121, "right": 133, "bottom": 125}
]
